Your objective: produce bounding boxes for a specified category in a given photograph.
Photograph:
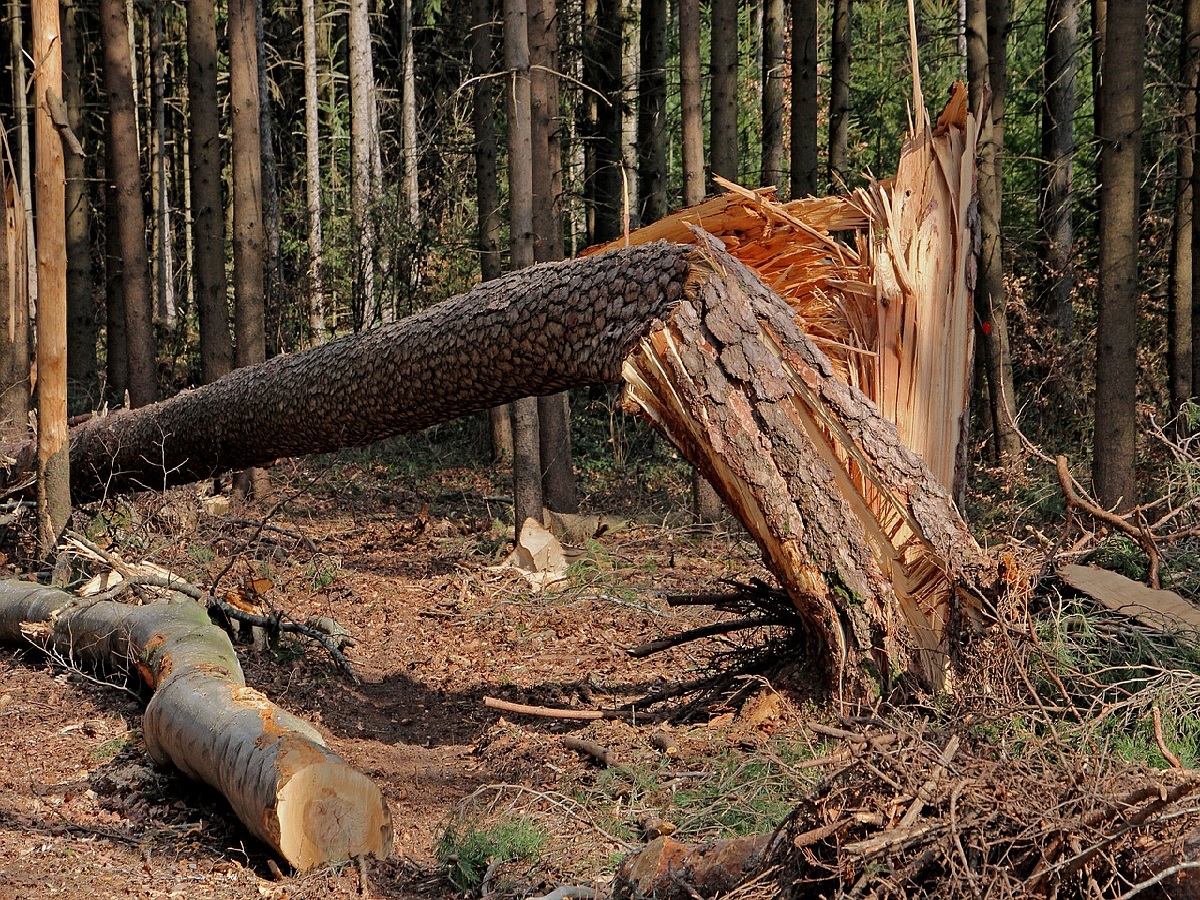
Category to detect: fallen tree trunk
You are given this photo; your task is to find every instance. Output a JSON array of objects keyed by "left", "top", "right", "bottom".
[
  {"left": 0, "top": 579, "right": 392, "bottom": 871},
  {"left": 0, "top": 89, "right": 991, "bottom": 693}
]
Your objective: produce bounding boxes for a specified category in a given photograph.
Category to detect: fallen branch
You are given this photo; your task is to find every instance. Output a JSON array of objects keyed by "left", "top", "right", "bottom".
[
  {"left": 562, "top": 736, "right": 618, "bottom": 767},
  {"left": 484, "top": 696, "right": 612, "bottom": 721}
]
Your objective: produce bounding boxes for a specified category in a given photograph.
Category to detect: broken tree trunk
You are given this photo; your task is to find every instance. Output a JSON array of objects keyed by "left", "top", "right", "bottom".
[
  {"left": 0, "top": 88, "right": 990, "bottom": 693},
  {"left": 0, "top": 579, "right": 392, "bottom": 870}
]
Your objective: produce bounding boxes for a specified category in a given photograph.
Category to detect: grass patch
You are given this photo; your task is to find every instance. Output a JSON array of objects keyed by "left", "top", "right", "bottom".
[{"left": 435, "top": 818, "right": 547, "bottom": 892}]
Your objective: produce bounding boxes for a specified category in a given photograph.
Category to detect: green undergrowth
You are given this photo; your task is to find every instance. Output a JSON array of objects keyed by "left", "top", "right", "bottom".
[{"left": 435, "top": 818, "right": 547, "bottom": 892}]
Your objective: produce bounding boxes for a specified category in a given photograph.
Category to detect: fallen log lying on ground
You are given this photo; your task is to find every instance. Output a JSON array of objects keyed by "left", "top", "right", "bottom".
[{"left": 0, "top": 579, "right": 392, "bottom": 870}]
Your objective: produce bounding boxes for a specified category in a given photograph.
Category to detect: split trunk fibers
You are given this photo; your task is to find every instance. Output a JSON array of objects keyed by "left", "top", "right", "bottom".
[
  {"left": 0, "top": 579, "right": 392, "bottom": 870},
  {"left": 2, "top": 241, "right": 990, "bottom": 691}
]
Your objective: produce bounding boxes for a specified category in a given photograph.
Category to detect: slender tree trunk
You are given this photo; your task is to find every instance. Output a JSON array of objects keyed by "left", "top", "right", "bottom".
[
  {"left": 63, "top": 0, "right": 97, "bottom": 413},
  {"left": 637, "top": 0, "right": 667, "bottom": 224},
  {"left": 530, "top": 0, "right": 578, "bottom": 513},
  {"left": 302, "top": 0, "right": 327, "bottom": 347},
  {"left": 257, "top": 0, "right": 283, "bottom": 354},
  {"left": 583, "top": 0, "right": 622, "bottom": 243},
  {"left": 230, "top": 0, "right": 266, "bottom": 374},
  {"left": 710, "top": 0, "right": 738, "bottom": 184},
  {"left": 505, "top": 0, "right": 544, "bottom": 533},
  {"left": 679, "top": 0, "right": 704, "bottom": 207},
  {"left": 761, "top": 0, "right": 785, "bottom": 189},
  {"left": 619, "top": 0, "right": 639, "bottom": 229},
  {"left": 10, "top": 0, "right": 37, "bottom": 309},
  {"left": 33, "top": 0, "right": 70, "bottom": 555},
  {"left": 790, "top": 0, "right": 818, "bottom": 199},
  {"left": 472, "top": 0, "right": 513, "bottom": 460},
  {"left": 1093, "top": 0, "right": 1145, "bottom": 510},
  {"left": 187, "top": 0, "right": 234, "bottom": 384},
  {"left": 0, "top": 131, "right": 31, "bottom": 441},
  {"left": 1039, "top": 0, "right": 1077, "bottom": 338},
  {"left": 150, "top": 0, "right": 176, "bottom": 328},
  {"left": 1171, "top": 0, "right": 1200, "bottom": 415},
  {"left": 103, "top": 167, "right": 128, "bottom": 402},
  {"left": 101, "top": 0, "right": 158, "bottom": 408},
  {"left": 348, "top": 0, "right": 379, "bottom": 328},
  {"left": 829, "top": 0, "right": 852, "bottom": 191},
  {"left": 400, "top": 0, "right": 421, "bottom": 227}
]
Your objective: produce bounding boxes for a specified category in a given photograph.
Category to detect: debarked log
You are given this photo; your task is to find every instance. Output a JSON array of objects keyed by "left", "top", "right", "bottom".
[{"left": 0, "top": 579, "right": 392, "bottom": 870}]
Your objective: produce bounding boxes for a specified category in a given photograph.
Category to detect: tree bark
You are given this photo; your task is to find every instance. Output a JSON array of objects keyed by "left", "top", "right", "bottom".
[
  {"left": 1039, "top": 0, "right": 1077, "bottom": 338},
  {"left": 829, "top": 0, "right": 852, "bottom": 191},
  {"left": 1093, "top": 0, "right": 1145, "bottom": 510},
  {"left": 63, "top": 0, "right": 98, "bottom": 414},
  {"left": 150, "top": 0, "right": 177, "bottom": 328},
  {"left": 257, "top": 0, "right": 283, "bottom": 354},
  {"left": 101, "top": 0, "right": 158, "bottom": 408},
  {"left": 638, "top": 0, "right": 667, "bottom": 224},
  {"left": 400, "top": 0, "right": 421, "bottom": 227},
  {"left": 790, "top": 0, "right": 818, "bottom": 199},
  {"left": 760, "top": 0, "right": 786, "bottom": 190},
  {"left": 0, "top": 581, "right": 391, "bottom": 871},
  {"left": 619, "top": 0, "right": 639, "bottom": 230},
  {"left": 583, "top": 0, "right": 622, "bottom": 244},
  {"left": 33, "top": 0, "right": 70, "bottom": 555},
  {"left": 187, "top": 0, "right": 234, "bottom": 383},
  {"left": 709, "top": 0, "right": 739, "bottom": 185}
]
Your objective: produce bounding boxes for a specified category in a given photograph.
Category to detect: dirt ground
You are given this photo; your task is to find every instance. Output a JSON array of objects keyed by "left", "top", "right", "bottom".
[{"left": 0, "top": 433, "right": 810, "bottom": 899}]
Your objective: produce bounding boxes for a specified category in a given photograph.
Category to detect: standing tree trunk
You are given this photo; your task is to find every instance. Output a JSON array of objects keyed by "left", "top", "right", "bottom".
[
  {"left": 679, "top": 0, "right": 704, "bottom": 207},
  {"left": 829, "top": 0, "right": 852, "bottom": 191},
  {"left": 709, "top": 0, "right": 738, "bottom": 186},
  {"left": 530, "top": 0, "right": 578, "bottom": 514},
  {"left": 1171, "top": 0, "right": 1200, "bottom": 416},
  {"left": 0, "top": 129, "right": 31, "bottom": 441},
  {"left": 505, "top": 0, "right": 544, "bottom": 534},
  {"left": 583, "top": 0, "right": 622, "bottom": 244},
  {"left": 101, "top": 0, "right": 158, "bottom": 408},
  {"left": 400, "top": 0, "right": 421, "bottom": 227},
  {"left": 150, "top": 0, "right": 176, "bottom": 328},
  {"left": 63, "top": 0, "right": 97, "bottom": 413},
  {"left": 302, "top": 0, "right": 327, "bottom": 347},
  {"left": 257, "top": 0, "right": 283, "bottom": 354},
  {"left": 966, "top": 0, "right": 1020, "bottom": 465},
  {"left": 1093, "top": 0, "right": 1145, "bottom": 510},
  {"left": 472, "top": 0, "right": 513, "bottom": 460},
  {"left": 760, "top": 0, "right": 785, "bottom": 189},
  {"left": 790, "top": 0, "right": 818, "bottom": 199},
  {"left": 10, "top": 0, "right": 37, "bottom": 310},
  {"left": 637, "top": 0, "right": 667, "bottom": 224},
  {"left": 33, "top": 0, "right": 70, "bottom": 555},
  {"left": 679, "top": 0, "right": 721, "bottom": 522},
  {"left": 187, "top": 0, "right": 234, "bottom": 384},
  {"left": 348, "top": 0, "right": 380, "bottom": 328},
  {"left": 1039, "top": 0, "right": 1077, "bottom": 338}
]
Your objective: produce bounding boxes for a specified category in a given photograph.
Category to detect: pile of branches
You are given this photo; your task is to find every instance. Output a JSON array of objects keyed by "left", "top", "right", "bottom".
[{"left": 763, "top": 716, "right": 1200, "bottom": 898}]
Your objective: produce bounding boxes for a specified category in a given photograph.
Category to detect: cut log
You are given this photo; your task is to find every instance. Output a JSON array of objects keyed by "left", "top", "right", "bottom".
[{"left": 0, "top": 579, "right": 392, "bottom": 870}]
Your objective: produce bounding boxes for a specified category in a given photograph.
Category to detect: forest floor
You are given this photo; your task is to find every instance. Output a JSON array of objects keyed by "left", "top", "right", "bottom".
[{"left": 3, "top": 411, "right": 1200, "bottom": 899}]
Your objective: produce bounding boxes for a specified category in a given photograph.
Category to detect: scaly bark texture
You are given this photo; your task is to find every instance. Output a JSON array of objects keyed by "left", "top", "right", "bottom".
[{"left": 0, "top": 581, "right": 391, "bottom": 870}]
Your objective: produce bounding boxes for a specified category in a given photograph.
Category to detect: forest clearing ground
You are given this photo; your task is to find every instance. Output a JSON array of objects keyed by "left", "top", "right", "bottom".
[{"left": 0, "top": 422, "right": 816, "bottom": 899}]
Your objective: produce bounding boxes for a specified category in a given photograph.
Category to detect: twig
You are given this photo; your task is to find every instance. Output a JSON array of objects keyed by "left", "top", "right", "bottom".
[
  {"left": 528, "top": 886, "right": 598, "bottom": 900},
  {"left": 562, "top": 736, "right": 617, "bottom": 767},
  {"left": 1152, "top": 706, "right": 1184, "bottom": 769},
  {"left": 627, "top": 616, "right": 790, "bottom": 658},
  {"left": 483, "top": 696, "right": 608, "bottom": 721},
  {"left": 223, "top": 518, "right": 318, "bottom": 553},
  {"left": 1118, "top": 861, "right": 1200, "bottom": 899},
  {"left": 898, "top": 735, "right": 960, "bottom": 828}
]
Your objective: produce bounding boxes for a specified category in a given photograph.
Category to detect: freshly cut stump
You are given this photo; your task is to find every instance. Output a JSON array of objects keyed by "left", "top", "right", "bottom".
[{"left": 0, "top": 580, "right": 392, "bottom": 870}]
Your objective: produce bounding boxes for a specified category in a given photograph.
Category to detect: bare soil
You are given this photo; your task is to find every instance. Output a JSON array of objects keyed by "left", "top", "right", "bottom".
[{"left": 0, "top": 434, "right": 804, "bottom": 899}]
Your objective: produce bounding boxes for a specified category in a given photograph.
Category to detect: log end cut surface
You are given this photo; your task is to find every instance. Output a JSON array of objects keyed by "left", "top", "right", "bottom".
[{"left": 277, "top": 755, "right": 394, "bottom": 871}]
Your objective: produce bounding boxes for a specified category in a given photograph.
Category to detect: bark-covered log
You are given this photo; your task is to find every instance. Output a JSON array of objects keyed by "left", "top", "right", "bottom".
[
  {"left": 0, "top": 579, "right": 392, "bottom": 870},
  {"left": 1, "top": 242, "right": 690, "bottom": 501},
  {"left": 2, "top": 235, "right": 990, "bottom": 691}
]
